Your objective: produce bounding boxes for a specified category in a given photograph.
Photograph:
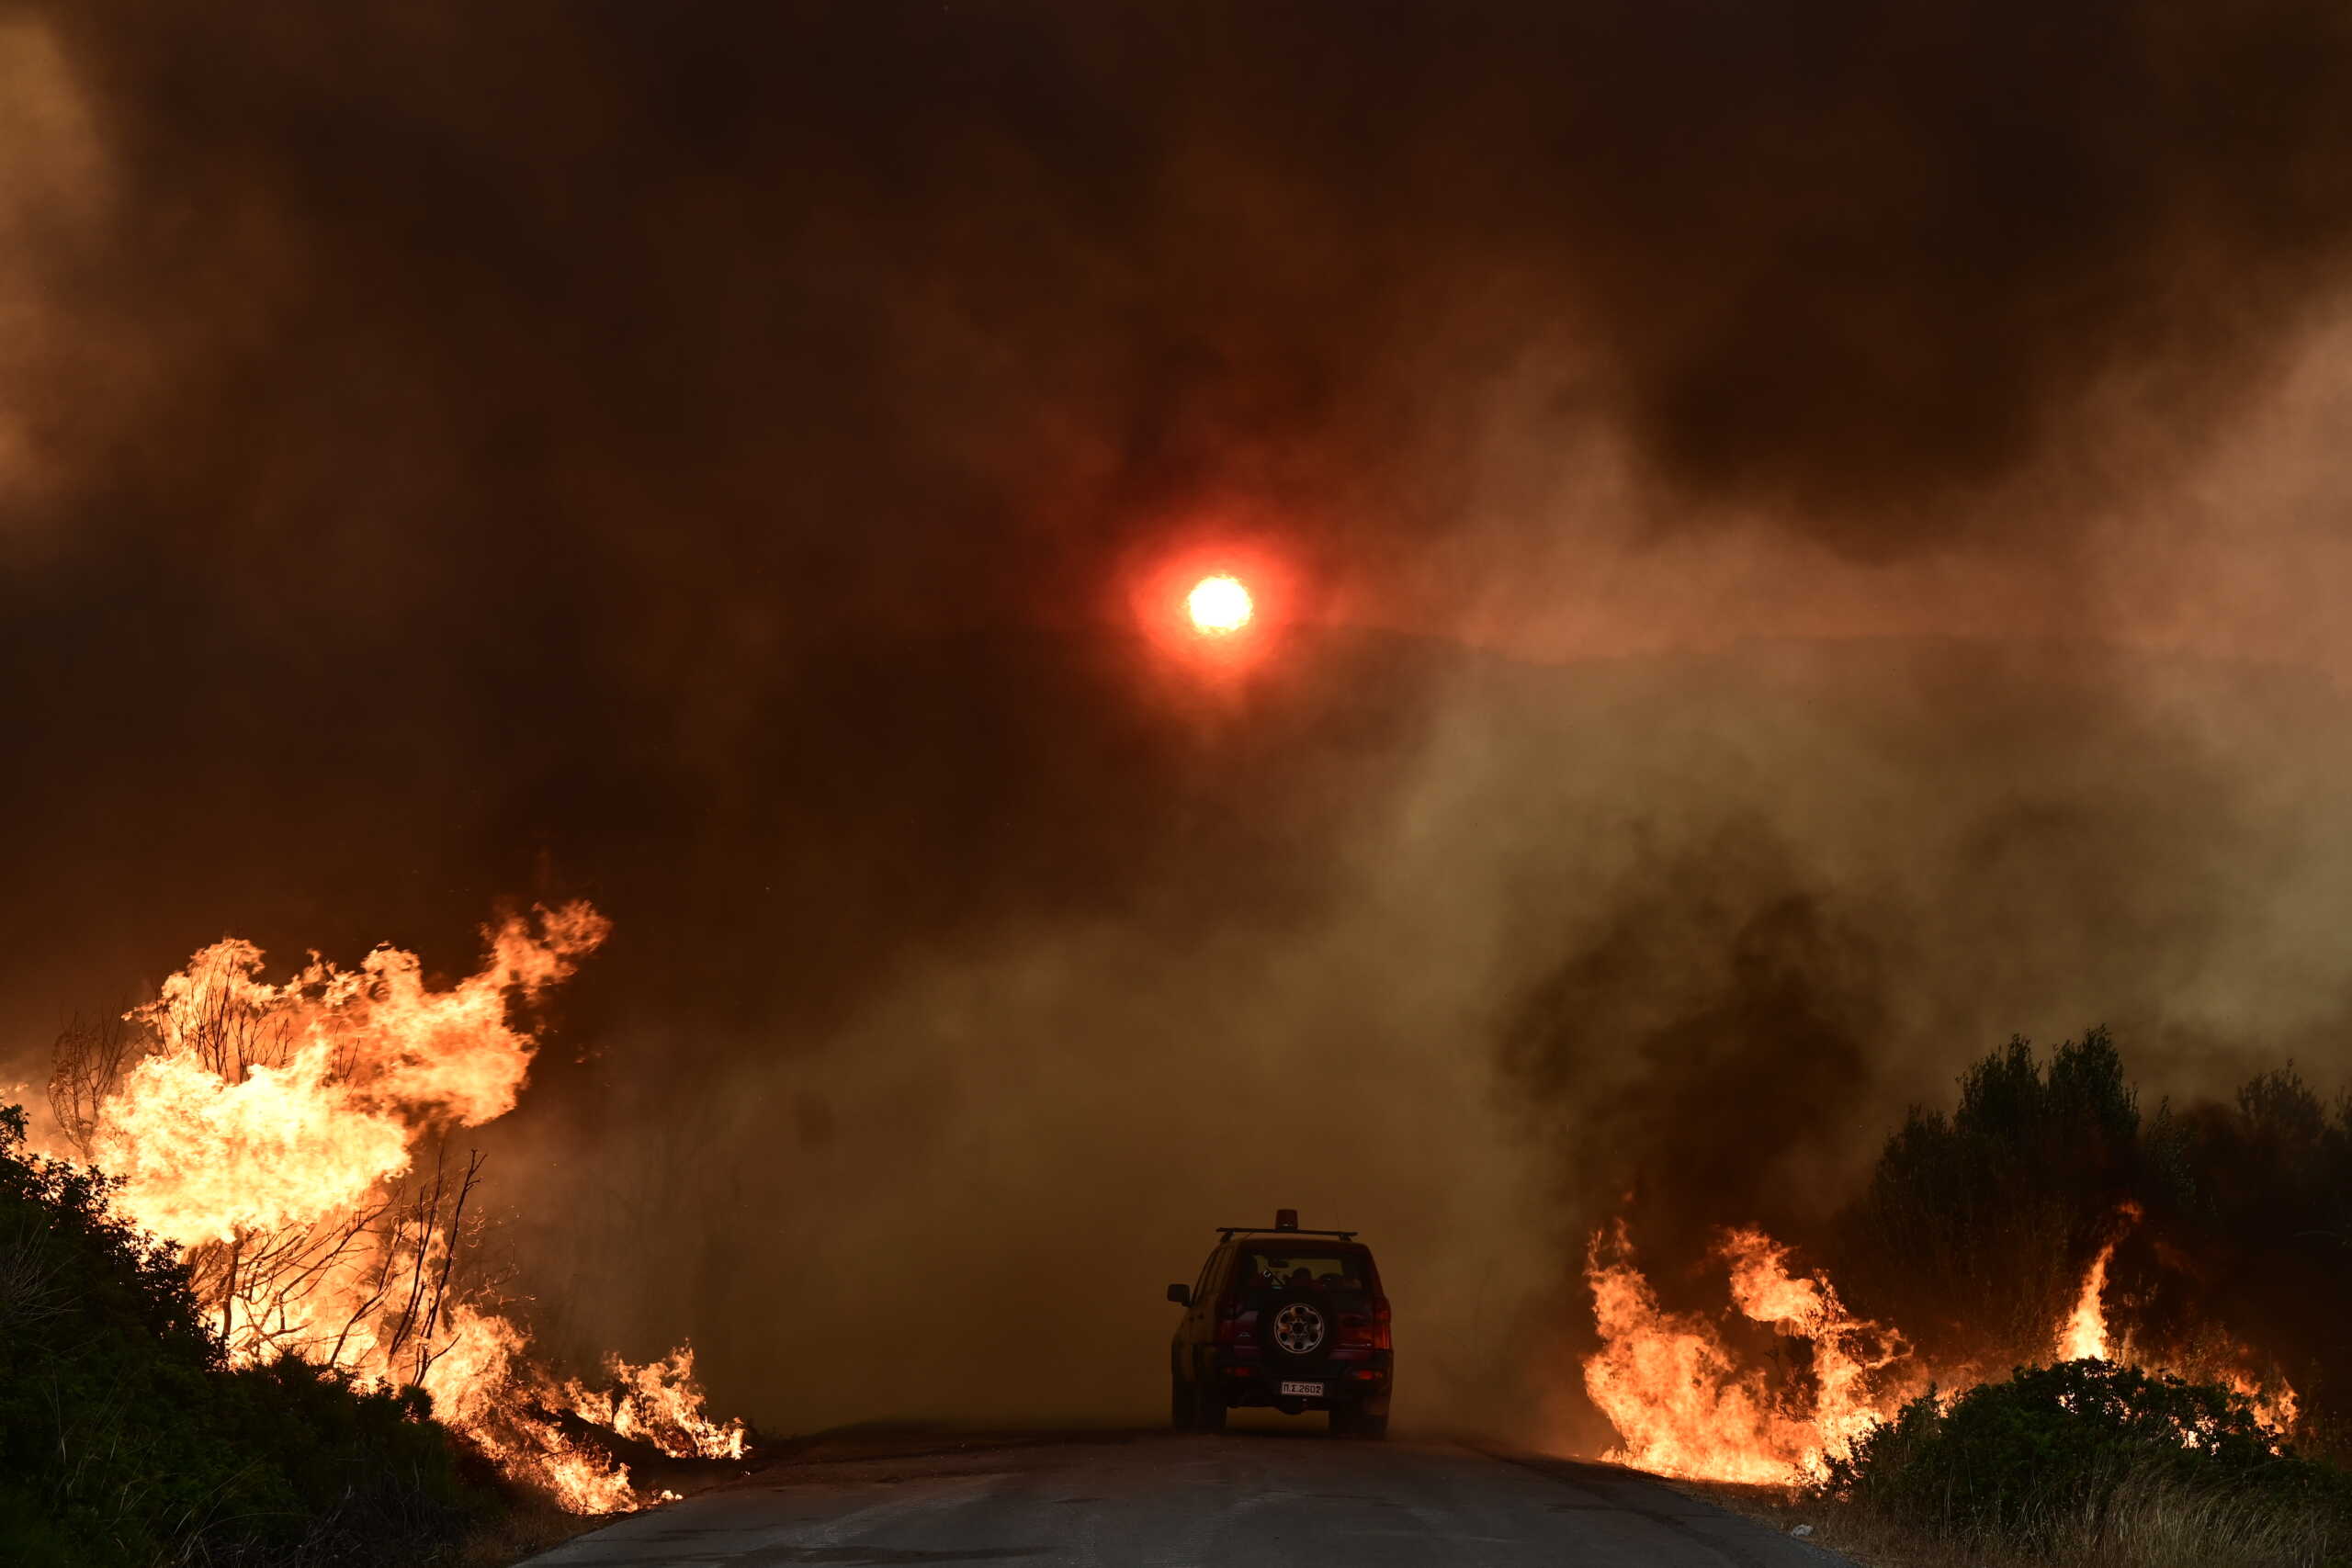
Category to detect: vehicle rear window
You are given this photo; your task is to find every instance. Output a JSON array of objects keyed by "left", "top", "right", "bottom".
[{"left": 1237, "top": 1246, "right": 1375, "bottom": 1294}]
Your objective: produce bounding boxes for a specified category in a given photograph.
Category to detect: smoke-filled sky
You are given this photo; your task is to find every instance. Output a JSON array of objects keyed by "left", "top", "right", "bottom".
[{"left": 6, "top": 2, "right": 2352, "bottom": 1444}]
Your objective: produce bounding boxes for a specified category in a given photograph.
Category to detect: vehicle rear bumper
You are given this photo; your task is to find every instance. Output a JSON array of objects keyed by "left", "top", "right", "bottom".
[{"left": 1213, "top": 1348, "right": 1391, "bottom": 1409}]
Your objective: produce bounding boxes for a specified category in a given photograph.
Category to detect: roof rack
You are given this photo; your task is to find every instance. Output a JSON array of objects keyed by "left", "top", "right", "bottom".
[{"left": 1217, "top": 1226, "right": 1358, "bottom": 1242}]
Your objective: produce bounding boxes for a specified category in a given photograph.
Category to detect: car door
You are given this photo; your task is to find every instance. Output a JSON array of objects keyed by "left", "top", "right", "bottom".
[{"left": 1182, "top": 1244, "right": 1228, "bottom": 1379}]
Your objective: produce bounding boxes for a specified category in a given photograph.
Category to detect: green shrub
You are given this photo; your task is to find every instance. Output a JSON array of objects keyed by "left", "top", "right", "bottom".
[
  {"left": 1826, "top": 1360, "right": 2352, "bottom": 1559},
  {"left": 0, "top": 1104, "right": 497, "bottom": 1566}
]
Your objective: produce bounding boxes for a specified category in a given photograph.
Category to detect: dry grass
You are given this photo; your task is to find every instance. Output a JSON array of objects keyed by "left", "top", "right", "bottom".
[
  {"left": 1683, "top": 1469, "right": 2347, "bottom": 1568},
  {"left": 2051, "top": 1470, "right": 2347, "bottom": 1568},
  {"left": 449, "top": 1500, "right": 604, "bottom": 1568}
]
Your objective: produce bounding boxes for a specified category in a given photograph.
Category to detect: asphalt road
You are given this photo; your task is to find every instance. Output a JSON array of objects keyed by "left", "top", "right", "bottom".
[{"left": 520, "top": 1430, "right": 1840, "bottom": 1568}]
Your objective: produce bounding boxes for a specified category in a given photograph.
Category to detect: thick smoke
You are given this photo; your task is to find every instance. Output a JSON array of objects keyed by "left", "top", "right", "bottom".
[{"left": 6, "top": 2, "right": 2352, "bottom": 1443}]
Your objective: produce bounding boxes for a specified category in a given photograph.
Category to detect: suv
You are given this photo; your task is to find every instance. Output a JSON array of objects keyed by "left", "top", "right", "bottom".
[{"left": 1165, "top": 1210, "right": 1392, "bottom": 1438}]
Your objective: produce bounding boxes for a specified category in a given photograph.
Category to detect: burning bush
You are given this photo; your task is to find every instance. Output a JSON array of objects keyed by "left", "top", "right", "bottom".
[
  {"left": 0, "top": 1103, "right": 494, "bottom": 1567},
  {"left": 1580, "top": 1031, "right": 2317, "bottom": 1486},
  {"left": 34, "top": 904, "right": 746, "bottom": 1515},
  {"left": 1823, "top": 1361, "right": 2352, "bottom": 1566}
]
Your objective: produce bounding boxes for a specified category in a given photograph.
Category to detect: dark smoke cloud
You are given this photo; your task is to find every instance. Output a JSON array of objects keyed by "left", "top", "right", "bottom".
[
  {"left": 1502, "top": 823, "right": 1895, "bottom": 1262},
  {"left": 6, "top": 0, "right": 2346, "bottom": 1006},
  {"left": 26, "top": 1, "right": 2352, "bottom": 577},
  {"left": 6, "top": 1, "right": 2352, "bottom": 1442},
  {"left": 1493, "top": 643, "right": 2266, "bottom": 1243}
]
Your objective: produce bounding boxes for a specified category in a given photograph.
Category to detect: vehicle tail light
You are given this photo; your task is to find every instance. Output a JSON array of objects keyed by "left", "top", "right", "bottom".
[{"left": 1339, "top": 1300, "right": 1392, "bottom": 1349}]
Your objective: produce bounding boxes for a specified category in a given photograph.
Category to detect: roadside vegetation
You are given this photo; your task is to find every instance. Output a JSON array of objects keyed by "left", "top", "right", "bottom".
[
  {"left": 0, "top": 1102, "right": 514, "bottom": 1567},
  {"left": 1815, "top": 1360, "right": 2352, "bottom": 1568},
  {"left": 1739, "top": 1034, "right": 2352, "bottom": 1568}
]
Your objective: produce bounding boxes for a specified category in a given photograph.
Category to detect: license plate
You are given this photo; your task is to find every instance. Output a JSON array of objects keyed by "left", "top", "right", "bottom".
[{"left": 1279, "top": 1381, "right": 1325, "bottom": 1397}]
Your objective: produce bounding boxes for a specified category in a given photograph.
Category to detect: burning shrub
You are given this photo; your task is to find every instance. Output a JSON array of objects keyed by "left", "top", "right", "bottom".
[
  {"left": 0, "top": 1103, "right": 493, "bottom": 1567},
  {"left": 35, "top": 904, "right": 748, "bottom": 1515},
  {"left": 1822, "top": 1361, "right": 2352, "bottom": 1564},
  {"left": 1839, "top": 1032, "right": 2323, "bottom": 1430},
  {"left": 2139, "top": 1068, "right": 2352, "bottom": 1436},
  {"left": 1580, "top": 1031, "right": 2310, "bottom": 1487}
]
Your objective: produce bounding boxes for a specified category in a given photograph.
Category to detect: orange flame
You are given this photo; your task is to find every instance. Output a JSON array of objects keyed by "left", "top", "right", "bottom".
[
  {"left": 2050, "top": 1209, "right": 2296, "bottom": 1437},
  {"left": 1583, "top": 1224, "right": 1911, "bottom": 1483},
  {"left": 563, "top": 1347, "right": 749, "bottom": 1461},
  {"left": 44, "top": 903, "right": 745, "bottom": 1512},
  {"left": 1585, "top": 1211, "right": 2298, "bottom": 1483},
  {"left": 2226, "top": 1370, "right": 2300, "bottom": 1435},
  {"left": 2057, "top": 1239, "right": 2119, "bottom": 1362}
]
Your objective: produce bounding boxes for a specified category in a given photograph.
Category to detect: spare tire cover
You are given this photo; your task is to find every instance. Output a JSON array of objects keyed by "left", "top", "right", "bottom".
[{"left": 1255, "top": 1284, "right": 1338, "bottom": 1369}]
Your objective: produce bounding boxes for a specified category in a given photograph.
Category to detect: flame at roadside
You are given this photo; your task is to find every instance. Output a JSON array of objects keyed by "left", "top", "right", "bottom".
[
  {"left": 1582, "top": 1223, "right": 1913, "bottom": 1484},
  {"left": 40, "top": 903, "right": 746, "bottom": 1513},
  {"left": 1584, "top": 1215, "right": 2298, "bottom": 1487},
  {"left": 562, "top": 1347, "right": 750, "bottom": 1462}
]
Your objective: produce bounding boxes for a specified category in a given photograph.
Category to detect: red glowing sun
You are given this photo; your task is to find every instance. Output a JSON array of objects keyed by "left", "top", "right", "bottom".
[{"left": 1186, "top": 574, "right": 1253, "bottom": 636}]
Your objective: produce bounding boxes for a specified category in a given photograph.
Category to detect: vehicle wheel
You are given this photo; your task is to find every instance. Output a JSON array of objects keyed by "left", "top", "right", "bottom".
[
  {"left": 1196, "top": 1390, "right": 1227, "bottom": 1433},
  {"left": 1170, "top": 1372, "right": 1196, "bottom": 1431},
  {"left": 1330, "top": 1402, "right": 1388, "bottom": 1439}
]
